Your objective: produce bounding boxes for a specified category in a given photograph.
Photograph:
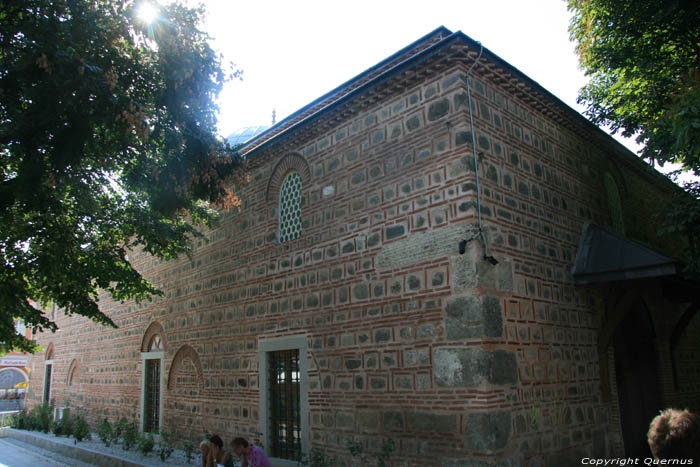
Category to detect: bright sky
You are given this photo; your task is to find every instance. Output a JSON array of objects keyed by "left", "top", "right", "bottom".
[{"left": 197, "top": 0, "right": 666, "bottom": 169}]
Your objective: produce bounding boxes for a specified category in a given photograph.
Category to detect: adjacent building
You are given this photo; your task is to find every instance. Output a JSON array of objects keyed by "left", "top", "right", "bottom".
[{"left": 1, "top": 319, "right": 33, "bottom": 413}]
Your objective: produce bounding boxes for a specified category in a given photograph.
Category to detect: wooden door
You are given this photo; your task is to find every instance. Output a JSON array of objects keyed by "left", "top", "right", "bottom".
[{"left": 613, "top": 299, "right": 661, "bottom": 457}]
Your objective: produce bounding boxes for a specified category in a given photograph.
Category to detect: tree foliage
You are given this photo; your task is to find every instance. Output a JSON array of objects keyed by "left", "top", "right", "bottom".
[
  {"left": 1, "top": 0, "right": 244, "bottom": 352},
  {"left": 568, "top": 0, "right": 700, "bottom": 173},
  {"left": 660, "top": 179, "right": 700, "bottom": 279}
]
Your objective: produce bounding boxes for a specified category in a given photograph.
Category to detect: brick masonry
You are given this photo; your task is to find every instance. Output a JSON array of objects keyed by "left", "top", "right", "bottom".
[{"left": 27, "top": 32, "right": 700, "bottom": 467}]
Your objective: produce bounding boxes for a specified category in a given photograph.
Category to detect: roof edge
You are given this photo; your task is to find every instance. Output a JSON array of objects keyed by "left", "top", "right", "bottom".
[{"left": 239, "top": 28, "right": 681, "bottom": 193}]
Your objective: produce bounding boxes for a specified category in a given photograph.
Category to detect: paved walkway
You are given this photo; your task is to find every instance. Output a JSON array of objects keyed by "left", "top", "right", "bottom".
[{"left": 0, "top": 437, "right": 92, "bottom": 467}]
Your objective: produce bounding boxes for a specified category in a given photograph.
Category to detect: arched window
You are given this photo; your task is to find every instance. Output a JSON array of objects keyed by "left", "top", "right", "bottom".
[
  {"left": 141, "top": 322, "right": 165, "bottom": 434},
  {"left": 67, "top": 359, "right": 80, "bottom": 386},
  {"left": 604, "top": 173, "right": 625, "bottom": 235},
  {"left": 278, "top": 171, "right": 302, "bottom": 243},
  {"left": 44, "top": 343, "right": 54, "bottom": 403},
  {"left": 266, "top": 153, "right": 310, "bottom": 244}
]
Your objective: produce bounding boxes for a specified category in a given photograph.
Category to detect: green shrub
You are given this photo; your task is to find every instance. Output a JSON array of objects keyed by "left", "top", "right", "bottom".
[
  {"left": 50, "top": 419, "right": 61, "bottom": 436},
  {"left": 97, "top": 418, "right": 114, "bottom": 446},
  {"left": 183, "top": 439, "right": 195, "bottom": 463},
  {"left": 72, "top": 414, "right": 90, "bottom": 442},
  {"left": 114, "top": 417, "right": 128, "bottom": 440},
  {"left": 346, "top": 438, "right": 395, "bottom": 467},
  {"left": 50, "top": 411, "right": 74, "bottom": 438},
  {"left": 377, "top": 439, "right": 395, "bottom": 467},
  {"left": 346, "top": 440, "right": 367, "bottom": 465},
  {"left": 121, "top": 421, "right": 138, "bottom": 451},
  {"left": 16, "top": 410, "right": 33, "bottom": 430},
  {"left": 138, "top": 433, "right": 155, "bottom": 456},
  {"left": 2, "top": 414, "right": 17, "bottom": 428},
  {"left": 34, "top": 402, "right": 53, "bottom": 433},
  {"left": 157, "top": 431, "right": 175, "bottom": 462},
  {"left": 299, "top": 448, "right": 334, "bottom": 467}
]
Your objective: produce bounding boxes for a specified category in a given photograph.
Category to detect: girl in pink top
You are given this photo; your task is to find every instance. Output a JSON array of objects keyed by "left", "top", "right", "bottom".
[{"left": 231, "top": 437, "right": 272, "bottom": 467}]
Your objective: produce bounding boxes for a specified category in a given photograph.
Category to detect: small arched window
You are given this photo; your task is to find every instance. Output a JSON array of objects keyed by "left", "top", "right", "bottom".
[
  {"left": 604, "top": 173, "right": 625, "bottom": 235},
  {"left": 141, "top": 321, "right": 165, "bottom": 434},
  {"left": 278, "top": 171, "right": 302, "bottom": 243}
]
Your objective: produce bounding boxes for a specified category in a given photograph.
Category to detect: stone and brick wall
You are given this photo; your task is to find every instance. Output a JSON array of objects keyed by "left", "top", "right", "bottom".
[
  {"left": 670, "top": 310, "right": 700, "bottom": 411},
  {"left": 28, "top": 46, "right": 689, "bottom": 467}
]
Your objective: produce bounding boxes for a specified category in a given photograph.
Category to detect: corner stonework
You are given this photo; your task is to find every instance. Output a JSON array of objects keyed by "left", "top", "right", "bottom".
[
  {"left": 445, "top": 296, "right": 503, "bottom": 340},
  {"left": 433, "top": 347, "right": 518, "bottom": 388}
]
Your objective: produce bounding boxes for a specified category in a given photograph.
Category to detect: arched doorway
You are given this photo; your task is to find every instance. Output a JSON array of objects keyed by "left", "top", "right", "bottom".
[
  {"left": 0, "top": 367, "right": 29, "bottom": 411},
  {"left": 613, "top": 298, "right": 661, "bottom": 457}
]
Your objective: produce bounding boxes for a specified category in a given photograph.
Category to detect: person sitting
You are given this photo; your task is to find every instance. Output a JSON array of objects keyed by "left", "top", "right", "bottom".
[
  {"left": 196, "top": 439, "right": 210, "bottom": 467},
  {"left": 231, "top": 437, "right": 271, "bottom": 467},
  {"left": 647, "top": 408, "right": 700, "bottom": 461},
  {"left": 206, "top": 434, "right": 234, "bottom": 467}
]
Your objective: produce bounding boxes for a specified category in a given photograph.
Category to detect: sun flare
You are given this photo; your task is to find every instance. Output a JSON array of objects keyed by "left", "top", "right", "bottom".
[{"left": 137, "top": 3, "right": 158, "bottom": 24}]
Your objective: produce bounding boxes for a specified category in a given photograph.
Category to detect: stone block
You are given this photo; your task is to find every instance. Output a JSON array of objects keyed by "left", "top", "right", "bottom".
[
  {"left": 406, "top": 112, "right": 423, "bottom": 131},
  {"left": 369, "top": 376, "right": 386, "bottom": 390},
  {"left": 428, "top": 98, "right": 450, "bottom": 121},
  {"left": 394, "top": 374, "right": 412, "bottom": 390},
  {"left": 345, "top": 359, "right": 361, "bottom": 370},
  {"left": 336, "top": 412, "right": 354, "bottom": 429},
  {"left": 357, "top": 411, "right": 379, "bottom": 431},
  {"left": 416, "top": 373, "right": 431, "bottom": 390},
  {"left": 385, "top": 224, "right": 406, "bottom": 241},
  {"left": 376, "top": 224, "right": 463, "bottom": 271},
  {"left": 383, "top": 411, "right": 405, "bottom": 431},
  {"left": 374, "top": 328, "right": 392, "bottom": 343},
  {"left": 464, "top": 411, "right": 512, "bottom": 451},
  {"left": 407, "top": 412, "right": 457, "bottom": 433},
  {"left": 353, "top": 283, "right": 369, "bottom": 301},
  {"left": 433, "top": 347, "right": 518, "bottom": 387},
  {"left": 445, "top": 296, "right": 503, "bottom": 340},
  {"left": 354, "top": 374, "right": 364, "bottom": 390}
]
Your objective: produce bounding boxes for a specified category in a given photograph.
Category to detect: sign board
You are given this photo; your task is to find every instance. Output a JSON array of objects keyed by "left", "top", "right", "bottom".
[{"left": 0, "top": 356, "right": 29, "bottom": 367}]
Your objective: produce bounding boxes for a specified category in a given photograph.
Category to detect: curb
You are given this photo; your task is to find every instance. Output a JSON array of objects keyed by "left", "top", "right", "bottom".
[{"left": 3, "top": 428, "right": 146, "bottom": 467}]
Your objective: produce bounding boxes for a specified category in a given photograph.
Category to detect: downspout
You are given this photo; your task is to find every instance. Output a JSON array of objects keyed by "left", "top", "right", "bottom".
[{"left": 459, "top": 42, "right": 498, "bottom": 265}]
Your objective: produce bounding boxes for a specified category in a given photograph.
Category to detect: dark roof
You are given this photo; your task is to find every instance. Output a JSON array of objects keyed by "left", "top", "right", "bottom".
[
  {"left": 571, "top": 223, "right": 679, "bottom": 285},
  {"left": 227, "top": 125, "right": 269, "bottom": 146}
]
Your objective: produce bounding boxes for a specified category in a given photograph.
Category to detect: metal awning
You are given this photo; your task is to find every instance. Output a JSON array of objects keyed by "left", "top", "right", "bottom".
[{"left": 572, "top": 223, "right": 679, "bottom": 285}]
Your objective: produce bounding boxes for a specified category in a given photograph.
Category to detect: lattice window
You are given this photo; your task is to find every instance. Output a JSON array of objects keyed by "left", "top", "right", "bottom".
[
  {"left": 278, "top": 171, "right": 302, "bottom": 243},
  {"left": 269, "top": 350, "right": 301, "bottom": 460},
  {"left": 604, "top": 173, "right": 625, "bottom": 235},
  {"left": 144, "top": 359, "right": 161, "bottom": 433}
]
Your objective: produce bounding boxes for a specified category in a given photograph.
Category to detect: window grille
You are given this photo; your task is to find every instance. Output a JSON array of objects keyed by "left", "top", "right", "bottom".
[
  {"left": 43, "top": 364, "right": 52, "bottom": 403},
  {"left": 269, "top": 350, "right": 301, "bottom": 460},
  {"left": 144, "top": 359, "right": 160, "bottom": 433},
  {"left": 278, "top": 171, "right": 302, "bottom": 243}
]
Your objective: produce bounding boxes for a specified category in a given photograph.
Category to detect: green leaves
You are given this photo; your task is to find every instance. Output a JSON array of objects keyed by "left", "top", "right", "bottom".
[
  {"left": 568, "top": 0, "right": 700, "bottom": 172},
  {"left": 659, "top": 179, "right": 700, "bottom": 279},
  {"left": 0, "top": 0, "right": 243, "bottom": 350}
]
